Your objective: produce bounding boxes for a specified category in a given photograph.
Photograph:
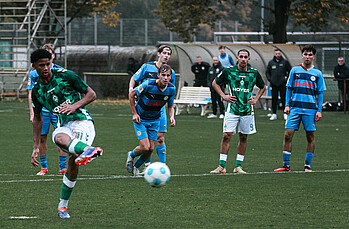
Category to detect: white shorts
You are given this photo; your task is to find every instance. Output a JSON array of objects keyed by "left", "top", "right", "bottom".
[
  {"left": 223, "top": 112, "right": 256, "bottom": 135},
  {"left": 52, "top": 120, "right": 96, "bottom": 146}
]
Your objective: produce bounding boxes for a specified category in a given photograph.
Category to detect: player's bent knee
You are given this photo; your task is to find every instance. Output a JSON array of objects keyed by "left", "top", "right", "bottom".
[{"left": 222, "top": 132, "right": 233, "bottom": 142}]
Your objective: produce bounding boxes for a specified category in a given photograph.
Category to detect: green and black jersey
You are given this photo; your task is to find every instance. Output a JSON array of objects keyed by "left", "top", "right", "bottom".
[
  {"left": 215, "top": 65, "right": 265, "bottom": 116},
  {"left": 31, "top": 68, "right": 92, "bottom": 126}
]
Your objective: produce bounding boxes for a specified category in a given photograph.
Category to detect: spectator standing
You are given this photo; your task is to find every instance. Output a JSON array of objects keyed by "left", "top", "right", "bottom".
[
  {"left": 191, "top": 56, "right": 210, "bottom": 87},
  {"left": 126, "top": 57, "right": 139, "bottom": 76},
  {"left": 218, "top": 45, "right": 235, "bottom": 68},
  {"left": 333, "top": 57, "right": 349, "bottom": 108},
  {"left": 207, "top": 56, "right": 225, "bottom": 119},
  {"left": 266, "top": 48, "right": 292, "bottom": 120}
]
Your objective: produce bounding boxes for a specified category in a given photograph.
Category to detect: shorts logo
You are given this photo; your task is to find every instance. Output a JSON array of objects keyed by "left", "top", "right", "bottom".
[
  {"left": 137, "top": 131, "right": 141, "bottom": 136},
  {"left": 310, "top": 76, "right": 316, "bottom": 81}
]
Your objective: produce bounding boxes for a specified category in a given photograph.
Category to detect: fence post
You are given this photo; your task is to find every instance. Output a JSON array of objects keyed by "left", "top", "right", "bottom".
[{"left": 145, "top": 19, "right": 148, "bottom": 46}]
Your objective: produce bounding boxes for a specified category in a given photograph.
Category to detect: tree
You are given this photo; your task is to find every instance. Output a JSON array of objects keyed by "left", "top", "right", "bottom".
[{"left": 155, "top": 0, "right": 219, "bottom": 42}]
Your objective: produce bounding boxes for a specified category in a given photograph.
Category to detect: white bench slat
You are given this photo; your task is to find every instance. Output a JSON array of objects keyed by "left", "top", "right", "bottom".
[{"left": 174, "top": 86, "right": 211, "bottom": 116}]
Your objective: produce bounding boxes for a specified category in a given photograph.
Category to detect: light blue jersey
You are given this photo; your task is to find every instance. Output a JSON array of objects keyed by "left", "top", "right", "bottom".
[
  {"left": 135, "top": 79, "right": 176, "bottom": 121},
  {"left": 133, "top": 61, "right": 175, "bottom": 84},
  {"left": 218, "top": 53, "right": 234, "bottom": 68},
  {"left": 286, "top": 64, "right": 326, "bottom": 115}
]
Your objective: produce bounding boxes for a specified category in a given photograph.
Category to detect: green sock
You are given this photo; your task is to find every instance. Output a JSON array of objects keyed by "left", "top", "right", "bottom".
[
  {"left": 60, "top": 173, "right": 77, "bottom": 200},
  {"left": 219, "top": 160, "right": 226, "bottom": 168},
  {"left": 219, "top": 153, "right": 228, "bottom": 168},
  {"left": 235, "top": 154, "right": 244, "bottom": 167},
  {"left": 68, "top": 139, "right": 90, "bottom": 154},
  {"left": 235, "top": 160, "right": 243, "bottom": 167}
]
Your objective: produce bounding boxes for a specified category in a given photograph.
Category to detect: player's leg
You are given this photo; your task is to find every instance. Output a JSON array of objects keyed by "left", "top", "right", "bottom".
[
  {"left": 133, "top": 138, "right": 155, "bottom": 176},
  {"left": 279, "top": 85, "right": 287, "bottom": 120},
  {"left": 36, "top": 110, "right": 51, "bottom": 175},
  {"left": 210, "top": 112, "right": 237, "bottom": 174},
  {"left": 127, "top": 121, "right": 148, "bottom": 173},
  {"left": 217, "top": 90, "right": 225, "bottom": 118},
  {"left": 302, "top": 114, "right": 316, "bottom": 172},
  {"left": 233, "top": 114, "right": 256, "bottom": 174},
  {"left": 270, "top": 86, "right": 278, "bottom": 120},
  {"left": 156, "top": 107, "right": 167, "bottom": 163},
  {"left": 208, "top": 89, "right": 218, "bottom": 117},
  {"left": 50, "top": 113, "right": 67, "bottom": 174}
]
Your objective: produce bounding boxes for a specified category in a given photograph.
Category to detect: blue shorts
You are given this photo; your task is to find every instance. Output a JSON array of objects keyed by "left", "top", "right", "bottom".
[
  {"left": 134, "top": 119, "right": 160, "bottom": 141},
  {"left": 41, "top": 109, "right": 58, "bottom": 135},
  {"left": 285, "top": 111, "right": 316, "bottom": 131},
  {"left": 159, "top": 106, "right": 167, "bottom": 133}
]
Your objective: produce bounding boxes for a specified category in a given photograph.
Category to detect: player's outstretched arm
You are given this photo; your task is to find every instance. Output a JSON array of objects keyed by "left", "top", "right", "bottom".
[
  {"left": 31, "top": 112, "right": 42, "bottom": 167},
  {"left": 168, "top": 105, "right": 175, "bottom": 127},
  {"left": 59, "top": 87, "right": 96, "bottom": 115}
]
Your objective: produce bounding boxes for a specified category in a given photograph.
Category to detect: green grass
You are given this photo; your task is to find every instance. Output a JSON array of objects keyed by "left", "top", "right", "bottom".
[{"left": 0, "top": 100, "right": 348, "bottom": 228}]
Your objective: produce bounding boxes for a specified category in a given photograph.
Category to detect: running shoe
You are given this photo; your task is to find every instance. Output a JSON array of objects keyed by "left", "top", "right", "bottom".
[{"left": 57, "top": 207, "right": 70, "bottom": 219}]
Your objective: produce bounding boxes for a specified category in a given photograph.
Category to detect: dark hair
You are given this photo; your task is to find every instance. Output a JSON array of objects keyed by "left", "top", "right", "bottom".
[
  {"left": 42, "top": 44, "right": 55, "bottom": 55},
  {"left": 159, "top": 64, "right": 172, "bottom": 73},
  {"left": 30, "top": 49, "right": 52, "bottom": 63},
  {"left": 274, "top": 48, "right": 281, "bottom": 52},
  {"left": 218, "top": 45, "right": 225, "bottom": 50},
  {"left": 237, "top": 49, "right": 250, "bottom": 57},
  {"left": 301, "top": 45, "right": 316, "bottom": 55},
  {"left": 158, "top": 45, "right": 172, "bottom": 55}
]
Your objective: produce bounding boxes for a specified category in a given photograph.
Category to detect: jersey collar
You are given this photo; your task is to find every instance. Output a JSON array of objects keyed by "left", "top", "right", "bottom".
[
  {"left": 156, "top": 79, "right": 167, "bottom": 92},
  {"left": 300, "top": 63, "right": 314, "bottom": 71}
]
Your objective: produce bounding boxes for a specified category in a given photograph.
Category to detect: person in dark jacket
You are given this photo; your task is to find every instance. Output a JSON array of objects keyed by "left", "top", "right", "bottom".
[
  {"left": 266, "top": 48, "right": 291, "bottom": 120},
  {"left": 333, "top": 57, "right": 349, "bottom": 108},
  {"left": 191, "top": 56, "right": 210, "bottom": 87},
  {"left": 207, "top": 56, "right": 225, "bottom": 118}
]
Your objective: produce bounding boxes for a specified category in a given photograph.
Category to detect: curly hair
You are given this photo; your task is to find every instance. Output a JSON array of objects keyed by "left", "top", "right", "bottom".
[{"left": 30, "top": 49, "right": 52, "bottom": 63}]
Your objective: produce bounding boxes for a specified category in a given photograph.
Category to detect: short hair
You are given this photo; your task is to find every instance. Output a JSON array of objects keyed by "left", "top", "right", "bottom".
[
  {"left": 274, "top": 48, "right": 281, "bottom": 52},
  {"left": 196, "top": 56, "right": 202, "bottom": 59},
  {"left": 159, "top": 64, "right": 172, "bottom": 74},
  {"left": 237, "top": 49, "right": 250, "bottom": 57},
  {"left": 338, "top": 56, "right": 345, "bottom": 60},
  {"left": 30, "top": 49, "right": 52, "bottom": 63},
  {"left": 158, "top": 45, "right": 172, "bottom": 55},
  {"left": 301, "top": 45, "right": 316, "bottom": 55},
  {"left": 42, "top": 44, "right": 55, "bottom": 55},
  {"left": 218, "top": 45, "right": 225, "bottom": 50}
]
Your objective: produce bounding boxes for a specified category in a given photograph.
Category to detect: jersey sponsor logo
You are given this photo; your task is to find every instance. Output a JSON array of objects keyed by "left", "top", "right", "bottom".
[
  {"left": 146, "top": 101, "right": 165, "bottom": 106},
  {"left": 296, "top": 81, "right": 313, "bottom": 88},
  {"left": 52, "top": 99, "right": 71, "bottom": 113},
  {"left": 232, "top": 87, "right": 250, "bottom": 93}
]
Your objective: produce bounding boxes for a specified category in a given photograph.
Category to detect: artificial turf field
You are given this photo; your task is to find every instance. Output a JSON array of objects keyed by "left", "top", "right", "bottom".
[{"left": 0, "top": 100, "right": 348, "bottom": 228}]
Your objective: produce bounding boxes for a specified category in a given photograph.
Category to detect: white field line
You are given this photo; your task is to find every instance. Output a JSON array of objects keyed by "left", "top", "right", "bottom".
[
  {"left": 9, "top": 216, "right": 39, "bottom": 219},
  {"left": 0, "top": 169, "right": 348, "bottom": 183}
]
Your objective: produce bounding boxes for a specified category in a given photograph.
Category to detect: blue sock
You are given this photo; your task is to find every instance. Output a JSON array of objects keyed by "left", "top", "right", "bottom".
[
  {"left": 134, "top": 157, "right": 146, "bottom": 168},
  {"left": 59, "top": 156, "right": 67, "bottom": 170},
  {"left": 283, "top": 151, "right": 291, "bottom": 166},
  {"left": 130, "top": 149, "right": 136, "bottom": 158},
  {"left": 305, "top": 152, "right": 314, "bottom": 166},
  {"left": 156, "top": 144, "right": 166, "bottom": 163},
  {"left": 40, "top": 155, "right": 47, "bottom": 168}
]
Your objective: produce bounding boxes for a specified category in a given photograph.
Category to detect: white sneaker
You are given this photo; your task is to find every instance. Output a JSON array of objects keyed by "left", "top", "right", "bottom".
[
  {"left": 219, "top": 114, "right": 224, "bottom": 119},
  {"left": 269, "top": 114, "right": 277, "bottom": 120},
  {"left": 267, "top": 113, "right": 272, "bottom": 117},
  {"left": 283, "top": 113, "right": 288, "bottom": 120},
  {"left": 207, "top": 114, "right": 217, "bottom": 119}
]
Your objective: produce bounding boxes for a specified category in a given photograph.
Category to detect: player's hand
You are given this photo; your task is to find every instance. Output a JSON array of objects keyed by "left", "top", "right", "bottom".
[
  {"left": 223, "top": 95, "right": 236, "bottom": 104},
  {"left": 30, "top": 112, "right": 34, "bottom": 123},
  {"left": 247, "top": 97, "right": 257, "bottom": 105},
  {"left": 170, "top": 117, "right": 176, "bottom": 127},
  {"left": 315, "top": 111, "right": 322, "bottom": 122},
  {"left": 132, "top": 113, "right": 140, "bottom": 123},
  {"left": 58, "top": 103, "right": 77, "bottom": 115},
  {"left": 284, "top": 106, "right": 290, "bottom": 115},
  {"left": 31, "top": 148, "right": 40, "bottom": 167}
]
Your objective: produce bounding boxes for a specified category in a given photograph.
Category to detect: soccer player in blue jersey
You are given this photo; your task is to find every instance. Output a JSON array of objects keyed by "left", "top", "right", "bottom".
[
  {"left": 27, "top": 44, "right": 67, "bottom": 175},
  {"left": 128, "top": 45, "right": 175, "bottom": 169},
  {"left": 274, "top": 45, "right": 326, "bottom": 173},
  {"left": 127, "top": 64, "right": 176, "bottom": 176}
]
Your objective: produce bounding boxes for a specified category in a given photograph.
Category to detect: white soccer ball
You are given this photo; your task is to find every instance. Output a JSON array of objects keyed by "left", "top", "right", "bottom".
[{"left": 144, "top": 162, "right": 171, "bottom": 187}]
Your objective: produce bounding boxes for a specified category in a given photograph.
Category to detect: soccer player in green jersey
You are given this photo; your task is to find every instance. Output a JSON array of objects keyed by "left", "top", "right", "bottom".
[
  {"left": 30, "top": 49, "right": 103, "bottom": 219},
  {"left": 210, "top": 49, "right": 266, "bottom": 174}
]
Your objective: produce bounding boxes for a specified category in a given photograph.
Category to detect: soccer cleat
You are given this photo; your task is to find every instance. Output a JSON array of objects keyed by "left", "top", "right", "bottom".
[
  {"left": 75, "top": 147, "right": 103, "bottom": 166},
  {"left": 274, "top": 165, "right": 290, "bottom": 172},
  {"left": 126, "top": 151, "right": 134, "bottom": 173},
  {"left": 304, "top": 166, "right": 312, "bottom": 172},
  {"left": 36, "top": 168, "right": 48, "bottom": 175},
  {"left": 233, "top": 166, "right": 246, "bottom": 174},
  {"left": 210, "top": 165, "right": 226, "bottom": 174},
  {"left": 207, "top": 114, "right": 217, "bottom": 119},
  {"left": 269, "top": 114, "right": 277, "bottom": 120},
  {"left": 57, "top": 207, "right": 70, "bottom": 219},
  {"left": 58, "top": 169, "right": 67, "bottom": 175},
  {"left": 133, "top": 167, "right": 141, "bottom": 177}
]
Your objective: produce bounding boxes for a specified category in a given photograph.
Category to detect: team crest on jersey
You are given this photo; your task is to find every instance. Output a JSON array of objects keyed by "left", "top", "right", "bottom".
[
  {"left": 53, "top": 95, "right": 58, "bottom": 102},
  {"left": 310, "top": 76, "right": 316, "bottom": 81},
  {"left": 164, "top": 96, "right": 168, "bottom": 100},
  {"left": 240, "top": 80, "right": 244, "bottom": 85}
]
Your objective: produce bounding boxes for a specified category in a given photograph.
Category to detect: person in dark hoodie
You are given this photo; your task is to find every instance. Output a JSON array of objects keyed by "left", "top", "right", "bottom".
[
  {"left": 333, "top": 57, "right": 349, "bottom": 108},
  {"left": 266, "top": 48, "right": 292, "bottom": 120},
  {"left": 207, "top": 56, "right": 225, "bottom": 118}
]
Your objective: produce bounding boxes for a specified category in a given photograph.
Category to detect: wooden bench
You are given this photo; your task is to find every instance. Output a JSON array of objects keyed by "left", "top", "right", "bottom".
[{"left": 174, "top": 86, "right": 211, "bottom": 116}]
